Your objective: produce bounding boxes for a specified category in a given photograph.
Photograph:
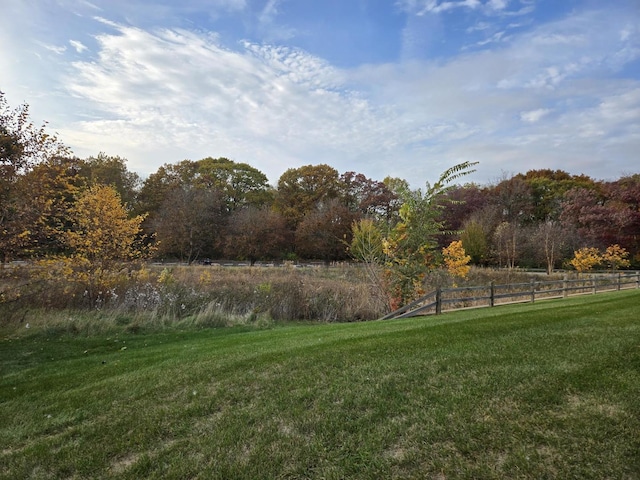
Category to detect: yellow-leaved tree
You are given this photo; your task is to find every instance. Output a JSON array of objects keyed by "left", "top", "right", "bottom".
[
  {"left": 569, "top": 247, "right": 601, "bottom": 273},
  {"left": 601, "top": 244, "right": 630, "bottom": 271},
  {"left": 66, "top": 184, "right": 145, "bottom": 263},
  {"left": 38, "top": 184, "right": 149, "bottom": 306},
  {"left": 442, "top": 240, "right": 471, "bottom": 283}
]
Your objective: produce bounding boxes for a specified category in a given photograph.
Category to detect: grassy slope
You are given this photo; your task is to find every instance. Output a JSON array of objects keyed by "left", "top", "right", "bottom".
[{"left": 1, "top": 291, "right": 639, "bottom": 479}]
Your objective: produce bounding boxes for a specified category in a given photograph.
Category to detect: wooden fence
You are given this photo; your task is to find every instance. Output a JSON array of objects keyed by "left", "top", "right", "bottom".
[{"left": 381, "top": 272, "right": 640, "bottom": 320}]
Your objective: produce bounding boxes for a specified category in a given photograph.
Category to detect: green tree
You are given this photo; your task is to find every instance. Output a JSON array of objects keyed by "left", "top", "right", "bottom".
[
  {"left": 138, "top": 158, "right": 273, "bottom": 259},
  {"left": 350, "top": 218, "right": 388, "bottom": 309},
  {"left": 383, "top": 162, "right": 477, "bottom": 308},
  {"left": 515, "top": 169, "right": 597, "bottom": 222},
  {"left": 460, "top": 219, "right": 489, "bottom": 265},
  {"left": 275, "top": 164, "right": 341, "bottom": 228},
  {"left": 350, "top": 218, "right": 384, "bottom": 265},
  {"left": 79, "top": 153, "right": 141, "bottom": 208},
  {"left": 195, "top": 157, "right": 273, "bottom": 210}
]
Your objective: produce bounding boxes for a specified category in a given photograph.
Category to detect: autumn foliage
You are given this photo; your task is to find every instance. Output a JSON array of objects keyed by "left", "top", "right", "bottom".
[
  {"left": 569, "top": 247, "right": 602, "bottom": 273},
  {"left": 35, "top": 185, "right": 149, "bottom": 306},
  {"left": 602, "top": 244, "right": 630, "bottom": 271},
  {"left": 1, "top": 93, "right": 639, "bottom": 320},
  {"left": 442, "top": 240, "right": 471, "bottom": 281},
  {"left": 569, "top": 244, "right": 630, "bottom": 274}
]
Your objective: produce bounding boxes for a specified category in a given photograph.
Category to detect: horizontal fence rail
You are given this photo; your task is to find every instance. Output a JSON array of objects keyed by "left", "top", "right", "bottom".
[{"left": 382, "top": 272, "right": 640, "bottom": 320}]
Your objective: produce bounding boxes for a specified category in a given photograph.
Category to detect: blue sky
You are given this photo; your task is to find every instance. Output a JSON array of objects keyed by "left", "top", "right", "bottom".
[{"left": 2, "top": 0, "right": 639, "bottom": 186}]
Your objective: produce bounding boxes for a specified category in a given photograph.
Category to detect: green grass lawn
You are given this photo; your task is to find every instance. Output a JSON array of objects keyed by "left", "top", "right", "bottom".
[{"left": 2, "top": 291, "right": 639, "bottom": 479}]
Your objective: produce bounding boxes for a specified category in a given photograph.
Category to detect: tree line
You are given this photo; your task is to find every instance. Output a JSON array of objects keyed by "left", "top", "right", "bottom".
[{"left": 2, "top": 92, "right": 639, "bottom": 282}]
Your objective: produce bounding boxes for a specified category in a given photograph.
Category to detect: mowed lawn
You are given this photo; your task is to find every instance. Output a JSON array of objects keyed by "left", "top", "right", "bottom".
[{"left": 1, "top": 291, "right": 639, "bottom": 479}]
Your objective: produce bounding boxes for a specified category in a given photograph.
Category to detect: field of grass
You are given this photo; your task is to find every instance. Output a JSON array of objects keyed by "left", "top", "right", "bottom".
[{"left": 2, "top": 290, "right": 639, "bottom": 479}]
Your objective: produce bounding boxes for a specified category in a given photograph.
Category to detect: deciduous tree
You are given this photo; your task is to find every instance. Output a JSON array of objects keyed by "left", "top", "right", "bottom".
[
  {"left": 533, "top": 220, "right": 569, "bottom": 275},
  {"left": 224, "top": 207, "right": 288, "bottom": 265},
  {"left": 18, "top": 156, "right": 84, "bottom": 257},
  {"left": 79, "top": 153, "right": 141, "bottom": 208},
  {"left": 0, "top": 92, "right": 69, "bottom": 264},
  {"left": 383, "top": 162, "right": 477, "bottom": 308},
  {"left": 493, "top": 221, "right": 521, "bottom": 269},
  {"left": 570, "top": 247, "right": 601, "bottom": 273},
  {"left": 36, "top": 184, "right": 148, "bottom": 306},
  {"left": 516, "top": 169, "right": 597, "bottom": 222},
  {"left": 442, "top": 240, "right": 471, "bottom": 281},
  {"left": 295, "top": 199, "right": 355, "bottom": 264},
  {"left": 602, "top": 244, "right": 630, "bottom": 271},
  {"left": 195, "top": 157, "right": 273, "bottom": 210},
  {"left": 66, "top": 185, "right": 146, "bottom": 264},
  {"left": 339, "top": 171, "right": 397, "bottom": 220},
  {"left": 153, "top": 187, "right": 226, "bottom": 264},
  {"left": 275, "top": 164, "right": 341, "bottom": 228},
  {"left": 460, "top": 219, "right": 489, "bottom": 265}
]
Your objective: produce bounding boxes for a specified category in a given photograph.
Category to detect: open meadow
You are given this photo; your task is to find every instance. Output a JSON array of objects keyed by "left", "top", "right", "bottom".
[{"left": 1, "top": 290, "right": 639, "bottom": 479}]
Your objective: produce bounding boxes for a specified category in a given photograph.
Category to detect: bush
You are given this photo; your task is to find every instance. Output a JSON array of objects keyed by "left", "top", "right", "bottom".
[
  {"left": 4, "top": 262, "right": 579, "bottom": 333},
  {"left": 1, "top": 263, "right": 388, "bottom": 331}
]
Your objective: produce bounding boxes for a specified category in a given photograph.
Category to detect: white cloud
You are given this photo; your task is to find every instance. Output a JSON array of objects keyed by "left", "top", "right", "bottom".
[
  {"left": 474, "top": 30, "right": 506, "bottom": 46},
  {"left": 57, "top": 6, "right": 639, "bottom": 184},
  {"left": 62, "top": 23, "right": 404, "bottom": 179},
  {"left": 520, "top": 108, "right": 552, "bottom": 123},
  {"left": 487, "top": 0, "right": 508, "bottom": 10},
  {"left": 256, "top": 0, "right": 297, "bottom": 42},
  {"left": 419, "top": 0, "right": 482, "bottom": 15},
  {"left": 399, "top": 0, "right": 514, "bottom": 16},
  {"left": 69, "top": 40, "right": 88, "bottom": 53},
  {"left": 351, "top": 7, "right": 640, "bottom": 182},
  {"left": 2, "top": 1, "right": 638, "bottom": 186},
  {"left": 259, "top": 0, "right": 281, "bottom": 24},
  {"left": 38, "top": 42, "right": 67, "bottom": 55}
]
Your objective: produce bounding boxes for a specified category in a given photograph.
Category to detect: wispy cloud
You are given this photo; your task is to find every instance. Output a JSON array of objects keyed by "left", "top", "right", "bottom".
[
  {"left": 38, "top": 42, "right": 67, "bottom": 55},
  {"left": 62, "top": 22, "right": 395, "bottom": 178},
  {"left": 257, "top": 0, "right": 297, "bottom": 42},
  {"left": 69, "top": 40, "right": 88, "bottom": 53},
  {"left": 2, "top": 0, "right": 638, "bottom": 185},
  {"left": 352, "top": 6, "right": 640, "bottom": 180},
  {"left": 398, "top": 0, "right": 514, "bottom": 16},
  {"left": 520, "top": 108, "right": 552, "bottom": 123}
]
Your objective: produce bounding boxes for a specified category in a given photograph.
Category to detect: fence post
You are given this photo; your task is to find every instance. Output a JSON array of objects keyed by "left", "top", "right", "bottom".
[
  {"left": 490, "top": 281, "right": 495, "bottom": 307},
  {"left": 637, "top": 272, "right": 640, "bottom": 289},
  {"left": 531, "top": 279, "right": 536, "bottom": 303},
  {"left": 563, "top": 275, "right": 568, "bottom": 298},
  {"left": 617, "top": 273, "right": 621, "bottom": 291},
  {"left": 592, "top": 275, "right": 597, "bottom": 295},
  {"left": 435, "top": 287, "right": 442, "bottom": 315}
]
